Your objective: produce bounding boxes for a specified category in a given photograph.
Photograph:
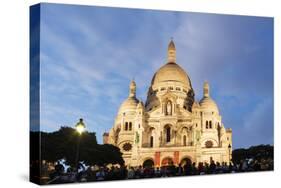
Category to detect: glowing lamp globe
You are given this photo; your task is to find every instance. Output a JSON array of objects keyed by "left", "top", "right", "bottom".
[{"left": 75, "top": 118, "right": 86, "bottom": 135}]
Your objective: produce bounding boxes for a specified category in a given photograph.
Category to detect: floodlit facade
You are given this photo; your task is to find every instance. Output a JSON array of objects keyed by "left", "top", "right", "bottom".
[{"left": 104, "top": 40, "right": 232, "bottom": 167}]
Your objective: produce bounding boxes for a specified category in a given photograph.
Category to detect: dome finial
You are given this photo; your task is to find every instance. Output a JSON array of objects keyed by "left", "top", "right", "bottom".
[
  {"left": 167, "top": 38, "right": 176, "bottom": 63},
  {"left": 129, "top": 79, "right": 136, "bottom": 97},
  {"left": 203, "top": 81, "right": 210, "bottom": 97}
]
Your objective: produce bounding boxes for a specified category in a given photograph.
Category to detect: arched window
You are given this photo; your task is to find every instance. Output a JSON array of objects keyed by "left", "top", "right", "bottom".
[
  {"left": 166, "top": 127, "right": 171, "bottom": 143},
  {"left": 183, "top": 135, "right": 187, "bottom": 146},
  {"left": 209, "top": 121, "right": 212, "bottom": 129},
  {"left": 150, "top": 136, "right": 154, "bottom": 147},
  {"left": 129, "top": 122, "right": 132, "bottom": 131},
  {"left": 125, "top": 122, "right": 128, "bottom": 131},
  {"left": 206, "top": 121, "right": 208, "bottom": 129}
]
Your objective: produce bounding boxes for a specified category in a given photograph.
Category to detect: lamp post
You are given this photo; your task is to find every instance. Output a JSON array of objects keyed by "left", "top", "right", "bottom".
[
  {"left": 75, "top": 118, "right": 86, "bottom": 174},
  {"left": 228, "top": 144, "right": 232, "bottom": 165}
]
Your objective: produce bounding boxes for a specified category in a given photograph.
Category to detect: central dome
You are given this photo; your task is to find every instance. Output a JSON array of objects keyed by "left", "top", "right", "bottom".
[
  {"left": 151, "top": 62, "right": 192, "bottom": 87},
  {"left": 145, "top": 40, "right": 194, "bottom": 112}
]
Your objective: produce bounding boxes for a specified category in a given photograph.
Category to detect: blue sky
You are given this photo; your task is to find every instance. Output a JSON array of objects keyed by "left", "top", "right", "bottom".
[{"left": 37, "top": 3, "right": 273, "bottom": 148}]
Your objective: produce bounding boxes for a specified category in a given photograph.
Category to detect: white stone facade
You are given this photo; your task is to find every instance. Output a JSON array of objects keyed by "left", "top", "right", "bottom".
[{"left": 105, "top": 40, "right": 232, "bottom": 167}]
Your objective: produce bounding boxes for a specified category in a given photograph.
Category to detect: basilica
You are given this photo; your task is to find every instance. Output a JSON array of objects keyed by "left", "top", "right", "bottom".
[{"left": 103, "top": 40, "right": 232, "bottom": 167}]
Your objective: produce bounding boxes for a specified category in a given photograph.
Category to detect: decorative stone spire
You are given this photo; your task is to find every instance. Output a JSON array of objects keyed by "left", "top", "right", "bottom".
[
  {"left": 167, "top": 38, "right": 176, "bottom": 63},
  {"left": 203, "top": 81, "right": 210, "bottom": 97},
  {"left": 129, "top": 79, "right": 136, "bottom": 97}
]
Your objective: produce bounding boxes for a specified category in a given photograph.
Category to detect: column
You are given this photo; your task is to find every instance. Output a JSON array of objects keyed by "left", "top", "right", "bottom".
[
  {"left": 155, "top": 152, "right": 161, "bottom": 167},
  {"left": 173, "top": 151, "right": 179, "bottom": 165}
]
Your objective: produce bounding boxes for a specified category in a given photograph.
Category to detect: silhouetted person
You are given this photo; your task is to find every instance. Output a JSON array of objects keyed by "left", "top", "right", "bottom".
[
  {"left": 184, "top": 162, "right": 192, "bottom": 175},
  {"left": 155, "top": 167, "right": 161, "bottom": 177},
  {"left": 176, "top": 164, "right": 183, "bottom": 176},
  {"left": 190, "top": 162, "right": 197, "bottom": 175},
  {"left": 253, "top": 160, "right": 261, "bottom": 171},
  {"left": 209, "top": 160, "right": 216, "bottom": 174}
]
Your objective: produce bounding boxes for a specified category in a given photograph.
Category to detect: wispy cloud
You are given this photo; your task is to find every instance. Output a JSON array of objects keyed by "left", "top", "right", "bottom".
[{"left": 39, "top": 4, "right": 273, "bottom": 147}]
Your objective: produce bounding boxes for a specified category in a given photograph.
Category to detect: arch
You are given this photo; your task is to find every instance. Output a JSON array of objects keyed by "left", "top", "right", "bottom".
[
  {"left": 143, "top": 158, "right": 154, "bottom": 168},
  {"left": 180, "top": 126, "right": 189, "bottom": 133},
  {"left": 206, "top": 121, "right": 208, "bottom": 129},
  {"left": 201, "top": 138, "right": 218, "bottom": 148},
  {"left": 118, "top": 140, "right": 133, "bottom": 146},
  {"left": 180, "top": 157, "right": 192, "bottom": 166},
  {"left": 161, "top": 157, "right": 173, "bottom": 166}
]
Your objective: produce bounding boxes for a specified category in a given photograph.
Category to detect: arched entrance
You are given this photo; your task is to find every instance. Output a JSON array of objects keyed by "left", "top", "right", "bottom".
[
  {"left": 161, "top": 157, "right": 173, "bottom": 166},
  {"left": 143, "top": 159, "right": 154, "bottom": 168},
  {"left": 180, "top": 157, "right": 192, "bottom": 166}
]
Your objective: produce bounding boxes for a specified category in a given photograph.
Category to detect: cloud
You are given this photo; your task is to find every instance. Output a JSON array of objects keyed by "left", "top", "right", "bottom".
[{"left": 38, "top": 4, "right": 273, "bottom": 146}]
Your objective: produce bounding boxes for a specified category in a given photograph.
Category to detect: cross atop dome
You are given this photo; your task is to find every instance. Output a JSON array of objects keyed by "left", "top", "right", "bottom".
[{"left": 167, "top": 38, "right": 176, "bottom": 63}]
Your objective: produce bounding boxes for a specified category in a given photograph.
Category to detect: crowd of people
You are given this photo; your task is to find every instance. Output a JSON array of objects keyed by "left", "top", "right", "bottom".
[{"left": 44, "top": 158, "right": 273, "bottom": 184}]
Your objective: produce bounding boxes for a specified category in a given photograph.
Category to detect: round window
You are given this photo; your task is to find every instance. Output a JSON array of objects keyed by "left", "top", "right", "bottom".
[
  {"left": 123, "top": 143, "right": 132, "bottom": 151},
  {"left": 205, "top": 140, "right": 213, "bottom": 148}
]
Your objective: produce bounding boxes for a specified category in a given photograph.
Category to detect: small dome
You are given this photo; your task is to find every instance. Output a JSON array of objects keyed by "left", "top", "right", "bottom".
[
  {"left": 199, "top": 97, "right": 219, "bottom": 113},
  {"left": 118, "top": 97, "right": 139, "bottom": 114},
  {"left": 199, "top": 81, "right": 219, "bottom": 113},
  {"left": 118, "top": 80, "right": 139, "bottom": 114},
  {"left": 151, "top": 63, "right": 192, "bottom": 88}
]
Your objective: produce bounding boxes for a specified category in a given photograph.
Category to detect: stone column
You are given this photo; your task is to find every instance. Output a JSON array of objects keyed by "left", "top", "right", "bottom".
[
  {"left": 155, "top": 152, "right": 161, "bottom": 167},
  {"left": 173, "top": 151, "right": 179, "bottom": 165}
]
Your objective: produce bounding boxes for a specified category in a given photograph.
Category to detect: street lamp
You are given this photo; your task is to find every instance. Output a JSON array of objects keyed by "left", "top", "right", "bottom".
[
  {"left": 75, "top": 118, "right": 86, "bottom": 135},
  {"left": 75, "top": 118, "right": 86, "bottom": 175},
  {"left": 228, "top": 144, "right": 232, "bottom": 165}
]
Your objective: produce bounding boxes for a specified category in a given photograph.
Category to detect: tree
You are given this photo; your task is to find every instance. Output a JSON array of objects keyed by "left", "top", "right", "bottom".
[
  {"left": 232, "top": 144, "right": 273, "bottom": 164},
  {"left": 32, "top": 126, "right": 124, "bottom": 166}
]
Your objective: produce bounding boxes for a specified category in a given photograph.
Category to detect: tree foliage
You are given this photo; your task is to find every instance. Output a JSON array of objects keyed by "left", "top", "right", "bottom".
[
  {"left": 31, "top": 126, "right": 124, "bottom": 166},
  {"left": 232, "top": 144, "right": 273, "bottom": 164}
]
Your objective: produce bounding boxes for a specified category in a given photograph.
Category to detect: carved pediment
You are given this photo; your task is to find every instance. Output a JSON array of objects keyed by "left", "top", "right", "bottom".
[{"left": 160, "top": 89, "right": 178, "bottom": 103}]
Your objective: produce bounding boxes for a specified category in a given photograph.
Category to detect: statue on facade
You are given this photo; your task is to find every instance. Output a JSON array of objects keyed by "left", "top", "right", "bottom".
[{"left": 166, "top": 101, "right": 172, "bottom": 115}]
